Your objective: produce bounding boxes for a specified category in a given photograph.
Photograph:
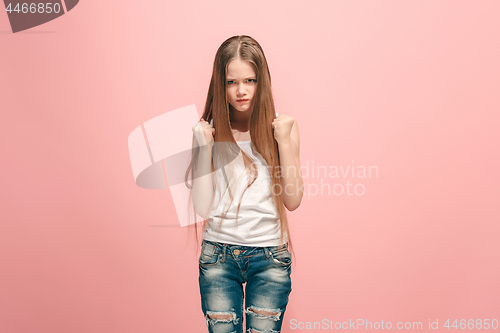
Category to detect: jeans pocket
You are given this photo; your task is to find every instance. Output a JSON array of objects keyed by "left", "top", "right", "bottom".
[
  {"left": 269, "top": 244, "right": 292, "bottom": 266},
  {"left": 199, "top": 241, "right": 221, "bottom": 266}
]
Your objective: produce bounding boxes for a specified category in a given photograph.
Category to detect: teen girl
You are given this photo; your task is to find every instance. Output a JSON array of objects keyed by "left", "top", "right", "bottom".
[{"left": 186, "top": 35, "right": 303, "bottom": 333}]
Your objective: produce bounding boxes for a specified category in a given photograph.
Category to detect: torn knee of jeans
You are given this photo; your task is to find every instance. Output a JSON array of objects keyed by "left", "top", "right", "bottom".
[
  {"left": 245, "top": 306, "right": 281, "bottom": 321},
  {"left": 205, "top": 311, "right": 239, "bottom": 326},
  {"left": 247, "top": 328, "right": 280, "bottom": 333}
]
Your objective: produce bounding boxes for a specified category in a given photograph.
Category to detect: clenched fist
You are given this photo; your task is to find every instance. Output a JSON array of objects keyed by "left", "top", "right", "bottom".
[
  {"left": 192, "top": 118, "right": 215, "bottom": 146},
  {"left": 272, "top": 114, "right": 295, "bottom": 144}
]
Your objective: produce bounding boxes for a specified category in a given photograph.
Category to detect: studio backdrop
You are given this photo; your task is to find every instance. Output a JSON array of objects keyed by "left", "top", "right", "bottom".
[{"left": 1, "top": 0, "right": 499, "bottom": 332}]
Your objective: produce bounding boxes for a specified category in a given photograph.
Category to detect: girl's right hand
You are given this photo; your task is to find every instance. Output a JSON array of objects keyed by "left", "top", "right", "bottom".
[{"left": 192, "top": 118, "right": 215, "bottom": 146}]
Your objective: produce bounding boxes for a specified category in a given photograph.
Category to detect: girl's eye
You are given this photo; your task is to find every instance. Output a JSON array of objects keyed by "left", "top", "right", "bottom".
[{"left": 227, "top": 80, "right": 256, "bottom": 84}]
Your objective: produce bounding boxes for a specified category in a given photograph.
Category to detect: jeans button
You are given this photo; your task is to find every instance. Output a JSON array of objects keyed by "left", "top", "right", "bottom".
[{"left": 233, "top": 249, "right": 240, "bottom": 256}]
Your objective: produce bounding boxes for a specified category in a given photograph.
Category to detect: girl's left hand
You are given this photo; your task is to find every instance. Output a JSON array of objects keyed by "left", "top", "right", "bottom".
[{"left": 272, "top": 114, "right": 295, "bottom": 144}]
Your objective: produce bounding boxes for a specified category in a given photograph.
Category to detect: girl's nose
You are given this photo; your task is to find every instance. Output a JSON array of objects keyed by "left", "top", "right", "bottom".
[{"left": 237, "top": 83, "right": 246, "bottom": 95}]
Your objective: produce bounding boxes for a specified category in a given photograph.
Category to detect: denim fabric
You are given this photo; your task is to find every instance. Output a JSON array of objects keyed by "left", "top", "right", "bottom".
[{"left": 199, "top": 240, "right": 292, "bottom": 333}]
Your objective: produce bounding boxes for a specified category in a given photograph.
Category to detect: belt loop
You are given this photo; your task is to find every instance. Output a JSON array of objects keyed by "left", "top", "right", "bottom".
[
  {"left": 222, "top": 244, "right": 226, "bottom": 263},
  {"left": 264, "top": 246, "right": 270, "bottom": 259}
]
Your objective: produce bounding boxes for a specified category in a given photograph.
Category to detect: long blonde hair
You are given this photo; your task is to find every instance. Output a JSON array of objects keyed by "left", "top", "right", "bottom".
[{"left": 185, "top": 35, "right": 293, "bottom": 255}]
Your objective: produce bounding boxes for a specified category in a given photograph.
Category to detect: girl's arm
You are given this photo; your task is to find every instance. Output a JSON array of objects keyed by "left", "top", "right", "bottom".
[
  {"left": 191, "top": 121, "right": 216, "bottom": 219},
  {"left": 272, "top": 115, "right": 304, "bottom": 211}
]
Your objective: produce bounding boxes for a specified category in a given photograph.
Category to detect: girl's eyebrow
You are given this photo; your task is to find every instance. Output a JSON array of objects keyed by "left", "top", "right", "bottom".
[{"left": 226, "top": 77, "right": 256, "bottom": 80}]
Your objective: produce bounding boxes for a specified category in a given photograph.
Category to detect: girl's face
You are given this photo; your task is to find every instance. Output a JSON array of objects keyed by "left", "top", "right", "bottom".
[{"left": 226, "top": 58, "right": 257, "bottom": 114}]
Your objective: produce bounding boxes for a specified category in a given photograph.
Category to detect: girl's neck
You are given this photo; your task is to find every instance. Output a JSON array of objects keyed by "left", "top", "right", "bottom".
[{"left": 230, "top": 106, "right": 252, "bottom": 132}]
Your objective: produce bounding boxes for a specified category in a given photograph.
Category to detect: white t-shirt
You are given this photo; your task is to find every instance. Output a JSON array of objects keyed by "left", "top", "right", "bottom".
[{"left": 203, "top": 115, "right": 286, "bottom": 246}]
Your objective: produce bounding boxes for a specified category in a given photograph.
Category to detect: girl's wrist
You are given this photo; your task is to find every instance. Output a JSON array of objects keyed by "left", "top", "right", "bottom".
[{"left": 276, "top": 137, "right": 292, "bottom": 148}]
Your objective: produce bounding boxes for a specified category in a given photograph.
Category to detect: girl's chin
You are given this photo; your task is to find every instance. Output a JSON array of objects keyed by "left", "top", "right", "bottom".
[
  {"left": 232, "top": 107, "right": 252, "bottom": 113},
  {"left": 229, "top": 104, "right": 253, "bottom": 113}
]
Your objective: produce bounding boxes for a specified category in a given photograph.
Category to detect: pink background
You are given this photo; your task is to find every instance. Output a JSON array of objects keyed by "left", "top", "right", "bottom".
[{"left": 1, "top": 0, "right": 499, "bottom": 332}]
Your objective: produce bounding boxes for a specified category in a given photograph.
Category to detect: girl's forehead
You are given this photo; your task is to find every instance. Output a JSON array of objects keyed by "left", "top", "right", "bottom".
[{"left": 226, "top": 58, "right": 256, "bottom": 78}]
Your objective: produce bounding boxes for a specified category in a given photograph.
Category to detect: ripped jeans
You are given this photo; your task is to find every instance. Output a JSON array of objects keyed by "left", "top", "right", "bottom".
[{"left": 199, "top": 240, "right": 292, "bottom": 333}]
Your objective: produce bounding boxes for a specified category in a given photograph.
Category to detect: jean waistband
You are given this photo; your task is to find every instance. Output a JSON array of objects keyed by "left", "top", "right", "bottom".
[
  {"left": 202, "top": 240, "right": 289, "bottom": 264},
  {"left": 203, "top": 239, "right": 288, "bottom": 251}
]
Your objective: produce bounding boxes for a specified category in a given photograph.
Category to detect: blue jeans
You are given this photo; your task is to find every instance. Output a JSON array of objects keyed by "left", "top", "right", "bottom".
[{"left": 199, "top": 240, "right": 292, "bottom": 333}]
